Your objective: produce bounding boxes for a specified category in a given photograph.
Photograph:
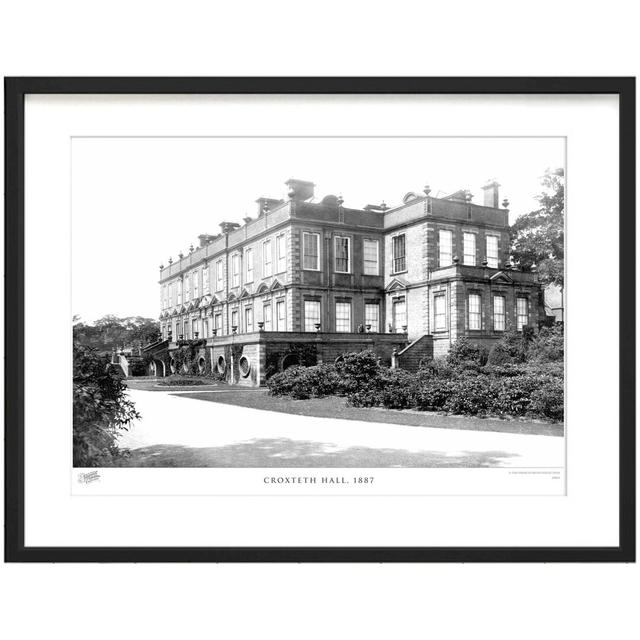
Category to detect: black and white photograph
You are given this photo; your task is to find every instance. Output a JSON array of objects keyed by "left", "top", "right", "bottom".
[
  {"left": 7, "top": 78, "right": 632, "bottom": 563},
  {"left": 72, "top": 135, "right": 566, "bottom": 477}
]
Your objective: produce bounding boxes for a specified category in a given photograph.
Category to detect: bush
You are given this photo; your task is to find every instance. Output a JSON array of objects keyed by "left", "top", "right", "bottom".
[
  {"left": 446, "top": 338, "right": 489, "bottom": 368},
  {"left": 266, "top": 345, "right": 564, "bottom": 422},
  {"left": 527, "top": 324, "right": 564, "bottom": 363},
  {"left": 414, "top": 378, "right": 457, "bottom": 411},
  {"left": 335, "top": 350, "right": 382, "bottom": 393},
  {"left": 487, "top": 342, "right": 516, "bottom": 366},
  {"left": 73, "top": 344, "right": 140, "bottom": 467},
  {"left": 267, "top": 364, "right": 342, "bottom": 399},
  {"left": 378, "top": 368, "right": 417, "bottom": 409},
  {"left": 347, "top": 387, "right": 382, "bottom": 408}
]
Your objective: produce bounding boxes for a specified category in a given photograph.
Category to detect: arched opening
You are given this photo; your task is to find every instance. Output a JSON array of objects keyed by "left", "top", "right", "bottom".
[{"left": 281, "top": 353, "right": 300, "bottom": 371}]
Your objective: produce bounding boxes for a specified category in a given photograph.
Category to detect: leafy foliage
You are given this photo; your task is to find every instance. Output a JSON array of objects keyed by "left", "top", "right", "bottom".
[
  {"left": 73, "top": 344, "right": 140, "bottom": 466},
  {"left": 267, "top": 335, "right": 564, "bottom": 422},
  {"left": 267, "top": 364, "right": 343, "bottom": 399},
  {"left": 446, "top": 337, "right": 489, "bottom": 368},
  {"left": 510, "top": 168, "right": 564, "bottom": 286},
  {"left": 73, "top": 315, "right": 160, "bottom": 353}
]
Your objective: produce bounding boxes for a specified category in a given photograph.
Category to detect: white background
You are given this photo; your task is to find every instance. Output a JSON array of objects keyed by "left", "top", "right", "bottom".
[{"left": 1, "top": 2, "right": 638, "bottom": 640}]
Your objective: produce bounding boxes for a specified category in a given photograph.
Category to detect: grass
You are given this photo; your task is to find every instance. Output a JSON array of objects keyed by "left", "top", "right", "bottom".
[{"left": 175, "top": 388, "right": 564, "bottom": 437}]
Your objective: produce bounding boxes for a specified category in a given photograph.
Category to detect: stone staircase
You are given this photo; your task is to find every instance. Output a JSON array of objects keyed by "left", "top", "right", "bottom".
[{"left": 395, "top": 334, "right": 434, "bottom": 372}]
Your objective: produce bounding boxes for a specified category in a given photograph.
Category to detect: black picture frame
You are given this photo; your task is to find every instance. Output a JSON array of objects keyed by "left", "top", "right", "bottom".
[{"left": 4, "top": 76, "right": 635, "bottom": 563}]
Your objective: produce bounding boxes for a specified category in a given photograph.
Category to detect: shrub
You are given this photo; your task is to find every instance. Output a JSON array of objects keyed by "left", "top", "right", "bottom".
[
  {"left": 347, "top": 387, "right": 382, "bottom": 408},
  {"left": 414, "top": 378, "right": 457, "bottom": 411},
  {"left": 335, "top": 350, "right": 382, "bottom": 393},
  {"left": 374, "top": 368, "right": 416, "bottom": 409},
  {"left": 446, "top": 338, "right": 489, "bottom": 368},
  {"left": 267, "top": 364, "right": 342, "bottom": 399},
  {"left": 487, "top": 342, "right": 516, "bottom": 366},
  {"left": 529, "top": 377, "right": 564, "bottom": 421},
  {"left": 527, "top": 324, "right": 564, "bottom": 363},
  {"left": 266, "top": 347, "right": 564, "bottom": 422},
  {"left": 73, "top": 344, "right": 140, "bottom": 467}
]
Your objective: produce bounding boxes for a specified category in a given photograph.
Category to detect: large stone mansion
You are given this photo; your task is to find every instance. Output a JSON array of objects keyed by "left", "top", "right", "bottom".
[{"left": 147, "top": 178, "right": 544, "bottom": 385}]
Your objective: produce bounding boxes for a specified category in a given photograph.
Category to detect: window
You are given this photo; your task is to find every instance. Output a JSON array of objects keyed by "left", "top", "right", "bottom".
[
  {"left": 263, "top": 303, "right": 272, "bottom": 330},
  {"left": 463, "top": 232, "right": 476, "bottom": 266},
  {"left": 231, "top": 254, "right": 240, "bottom": 288},
  {"left": 203, "top": 265, "right": 210, "bottom": 294},
  {"left": 434, "top": 294, "right": 446, "bottom": 331},
  {"left": 183, "top": 320, "right": 189, "bottom": 339},
  {"left": 468, "top": 293, "right": 482, "bottom": 330},
  {"left": 263, "top": 239, "right": 273, "bottom": 277},
  {"left": 231, "top": 309, "right": 239, "bottom": 331},
  {"left": 192, "top": 270, "right": 199, "bottom": 299},
  {"left": 486, "top": 235, "right": 499, "bottom": 268},
  {"left": 439, "top": 229, "right": 453, "bottom": 267},
  {"left": 192, "top": 318, "right": 199, "bottom": 337},
  {"left": 493, "top": 295, "right": 506, "bottom": 331},
  {"left": 303, "top": 232, "right": 320, "bottom": 270},
  {"left": 177, "top": 279, "right": 183, "bottom": 305},
  {"left": 276, "top": 234, "right": 287, "bottom": 273},
  {"left": 184, "top": 275, "right": 190, "bottom": 301},
  {"left": 516, "top": 297, "right": 529, "bottom": 331},
  {"left": 365, "top": 303, "right": 380, "bottom": 332},
  {"left": 215, "top": 260, "right": 223, "bottom": 291},
  {"left": 335, "top": 236, "right": 351, "bottom": 273},
  {"left": 392, "top": 298, "right": 406, "bottom": 332},
  {"left": 362, "top": 239, "right": 379, "bottom": 275},
  {"left": 245, "top": 248, "right": 254, "bottom": 283},
  {"left": 304, "top": 300, "right": 321, "bottom": 332},
  {"left": 276, "top": 299, "right": 286, "bottom": 330},
  {"left": 202, "top": 319, "right": 209, "bottom": 338},
  {"left": 245, "top": 307, "right": 253, "bottom": 332},
  {"left": 335, "top": 301, "right": 351, "bottom": 332},
  {"left": 214, "top": 312, "right": 222, "bottom": 334},
  {"left": 392, "top": 235, "right": 406, "bottom": 273}
]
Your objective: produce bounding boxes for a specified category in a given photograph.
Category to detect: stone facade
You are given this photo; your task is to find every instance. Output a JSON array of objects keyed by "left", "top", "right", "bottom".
[{"left": 152, "top": 178, "right": 545, "bottom": 384}]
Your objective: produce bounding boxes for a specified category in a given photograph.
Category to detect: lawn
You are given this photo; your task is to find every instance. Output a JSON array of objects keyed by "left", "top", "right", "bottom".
[{"left": 176, "top": 387, "right": 564, "bottom": 437}]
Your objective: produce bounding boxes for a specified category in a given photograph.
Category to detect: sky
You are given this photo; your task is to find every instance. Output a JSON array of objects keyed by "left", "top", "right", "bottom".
[{"left": 71, "top": 136, "right": 565, "bottom": 323}]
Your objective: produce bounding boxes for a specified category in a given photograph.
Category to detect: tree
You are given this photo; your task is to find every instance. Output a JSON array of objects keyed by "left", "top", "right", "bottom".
[
  {"left": 73, "top": 344, "right": 140, "bottom": 466},
  {"left": 73, "top": 315, "right": 160, "bottom": 352},
  {"left": 510, "top": 168, "right": 564, "bottom": 287}
]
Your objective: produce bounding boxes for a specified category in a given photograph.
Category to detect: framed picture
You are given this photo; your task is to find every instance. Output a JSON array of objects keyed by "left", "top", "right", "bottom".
[{"left": 4, "top": 77, "right": 635, "bottom": 562}]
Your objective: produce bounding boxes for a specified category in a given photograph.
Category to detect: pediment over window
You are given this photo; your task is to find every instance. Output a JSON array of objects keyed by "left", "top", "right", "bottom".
[
  {"left": 170, "top": 308, "right": 179, "bottom": 316},
  {"left": 227, "top": 292, "right": 237, "bottom": 302},
  {"left": 198, "top": 295, "right": 212, "bottom": 308},
  {"left": 489, "top": 271, "right": 514, "bottom": 284},
  {"left": 239, "top": 288, "right": 251, "bottom": 299},
  {"left": 256, "top": 282, "right": 270, "bottom": 294},
  {"left": 385, "top": 277, "right": 408, "bottom": 292},
  {"left": 270, "top": 279, "right": 283, "bottom": 291}
]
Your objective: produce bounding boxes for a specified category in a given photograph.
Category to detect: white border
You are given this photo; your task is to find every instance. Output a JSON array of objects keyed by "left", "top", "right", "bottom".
[{"left": 24, "top": 94, "right": 619, "bottom": 547}]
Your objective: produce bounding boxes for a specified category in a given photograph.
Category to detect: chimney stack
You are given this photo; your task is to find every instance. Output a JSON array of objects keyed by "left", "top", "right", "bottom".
[
  {"left": 481, "top": 180, "right": 500, "bottom": 208},
  {"left": 198, "top": 234, "right": 217, "bottom": 248}
]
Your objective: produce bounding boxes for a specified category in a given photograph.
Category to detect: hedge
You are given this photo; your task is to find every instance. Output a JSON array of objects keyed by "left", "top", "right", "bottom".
[{"left": 267, "top": 341, "right": 564, "bottom": 422}]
